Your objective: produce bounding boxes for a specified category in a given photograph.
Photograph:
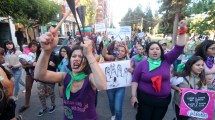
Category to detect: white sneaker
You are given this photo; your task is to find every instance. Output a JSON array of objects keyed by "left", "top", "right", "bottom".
[
  {"left": 10, "top": 96, "right": 18, "bottom": 101},
  {"left": 111, "top": 116, "right": 115, "bottom": 120},
  {"left": 22, "top": 89, "right": 26, "bottom": 93}
]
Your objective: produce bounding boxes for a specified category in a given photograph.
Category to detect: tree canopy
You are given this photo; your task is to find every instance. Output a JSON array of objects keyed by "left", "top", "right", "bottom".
[
  {"left": 158, "top": 0, "right": 214, "bottom": 35},
  {"left": 119, "top": 4, "right": 154, "bottom": 32},
  {"left": 0, "top": 0, "right": 61, "bottom": 26}
]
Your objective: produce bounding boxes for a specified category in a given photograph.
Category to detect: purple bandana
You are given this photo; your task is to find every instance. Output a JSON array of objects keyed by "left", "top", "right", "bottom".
[{"left": 206, "top": 56, "right": 214, "bottom": 69}]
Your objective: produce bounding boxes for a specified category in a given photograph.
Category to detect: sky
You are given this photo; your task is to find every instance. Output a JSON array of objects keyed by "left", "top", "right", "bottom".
[{"left": 109, "top": 0, "right": 160, "bottom": 28}]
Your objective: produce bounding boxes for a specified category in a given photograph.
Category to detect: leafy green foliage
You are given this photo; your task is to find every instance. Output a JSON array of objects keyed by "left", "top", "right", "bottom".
[
  {"left": 0, "top": 0, "right": 61, "bottom": 26},
  {"left": 158, "top": 0, "right": 190, "bottom": 35},
  {"left": 158, "top": 0, "right": 214, "bottom": 35},
  {"left": 186, "top": 0, "right": 215, "bottom": 34},
  {"left": 119, "top": 4, "right": 154, "bottom": 32}
]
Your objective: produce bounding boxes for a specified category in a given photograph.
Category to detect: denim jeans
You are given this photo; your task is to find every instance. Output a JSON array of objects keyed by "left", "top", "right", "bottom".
[
  {"left": 107, "top": 87, "right": 125, "bottom": 120},
  {"left": 10, "top": 68, "right": 25, "bottom": 96}
]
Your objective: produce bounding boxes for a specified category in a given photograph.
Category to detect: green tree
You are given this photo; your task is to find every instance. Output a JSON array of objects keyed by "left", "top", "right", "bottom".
[
  {"left": 158, "top": 0, "right": 190, "bottom": 45},
  {"left": 120, "top": 5, "right": 145, "bottom": 31},
  {"left": 143, "top": 6, "right": 154, "bottom": 33},
  {"left": 0, "top": 0, "right": 61, "bottom": 42},
  {"left": 185, "top": 0, "right": 215, "bottom": 34},
  {"left": 120, "top": 8, "right": 133, "bottom": 27},
  {"left": 0, "top": 0, "right": 61, "bottom": 25}
]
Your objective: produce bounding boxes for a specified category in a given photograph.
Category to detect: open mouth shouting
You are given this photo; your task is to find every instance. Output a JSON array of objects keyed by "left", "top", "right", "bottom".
[
  {"left": 153, "top": 53, "right": 158, "bottom": 57},
  {"left": 72, "top": 61, "right": 81, "bottom": 69}
]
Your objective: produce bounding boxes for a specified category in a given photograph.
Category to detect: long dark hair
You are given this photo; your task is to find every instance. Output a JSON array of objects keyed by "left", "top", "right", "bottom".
[
  {"left": 67, "top": 45, "right": 92, "bottom": 74},
  {"left": 3, "top": 41, "right": 16, "bottom": 54},
  {"left": 28, "top": 40, "right": 41, "bottom": 61},
  {"left": 57, "top": 46, "right": 72, "bottom": 65},
  {"left": 145, "top": 42, "right": 165, "bottom": 60},
  {"left": 194, "top": 40, "right": 215, "bottom": 61},
  {"left": 174, "top": 56, "right": 205, "bottom": 89}
]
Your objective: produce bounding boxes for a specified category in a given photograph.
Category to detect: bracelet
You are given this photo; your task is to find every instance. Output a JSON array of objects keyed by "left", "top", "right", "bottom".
[
  {"left": 89, "top": 60, "right": 96, "bottom": 65},
  {"left": 178, "top": 26, "right": 188, "bottom": 35}
]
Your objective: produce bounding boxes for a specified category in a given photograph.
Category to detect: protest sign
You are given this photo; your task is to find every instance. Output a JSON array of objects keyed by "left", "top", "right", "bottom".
[
  {"left": 117, "top": 26, "right": 131, "bottom": 41},
  {"left": 95, "top": 23, "right": 106, "bottom": 32},
  {"left": 99, "top": 60, "right": 132, "bottom": 89},
  {"left": 180, "top": 88, "right": 214, "bottom": 120}
]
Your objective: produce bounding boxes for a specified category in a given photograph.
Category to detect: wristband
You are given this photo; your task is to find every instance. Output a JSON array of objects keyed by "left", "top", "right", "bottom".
[
  {"left": 178, "top": 26, "right": 188, "bottom": 35},
  {"left": 0, "top": 74, "right": 4, "bottom": 82}
]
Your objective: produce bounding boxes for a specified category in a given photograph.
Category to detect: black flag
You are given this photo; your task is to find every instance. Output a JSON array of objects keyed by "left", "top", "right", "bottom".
[{"left": 76, "top": 6, "right": 86, "bottom": 29}]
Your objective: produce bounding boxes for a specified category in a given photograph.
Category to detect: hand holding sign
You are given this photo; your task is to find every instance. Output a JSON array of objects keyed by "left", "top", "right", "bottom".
[
  {"left": 183, "top": 92, "right": 209, "bottom": 112},
  {"left": 179, "top": 88, "right": 214, "bottom": 119}
]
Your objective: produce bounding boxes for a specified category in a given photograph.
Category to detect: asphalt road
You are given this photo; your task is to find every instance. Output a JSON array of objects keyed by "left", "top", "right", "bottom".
[{"left": 15, "top": 69, "right": 214, "bottom": 120}]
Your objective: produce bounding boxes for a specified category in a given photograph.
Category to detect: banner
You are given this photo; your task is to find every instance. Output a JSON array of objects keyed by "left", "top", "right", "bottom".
[
  {"left": 99, "top": 60, "right": 132, "bottom": 89},
  {"left": 117, "top": 26, "right": 131, "bottom": 41},
  {"left": 179, "top": 88, "right": 214, "bottom": 120},
  {"left": 106, "top": 28, "right": 118, "bottom": 40},
  {"left": 95, "top": 23, "right": 106, "bottom": 32}
]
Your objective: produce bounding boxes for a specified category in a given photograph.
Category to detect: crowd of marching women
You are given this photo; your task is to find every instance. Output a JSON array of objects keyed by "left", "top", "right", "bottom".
[{"left": 0, "top": 20, "right": 214, "bottom": 120}]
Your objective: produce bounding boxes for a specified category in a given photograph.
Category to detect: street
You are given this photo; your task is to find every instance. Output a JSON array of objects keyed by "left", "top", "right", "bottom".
[
  {"left": 15, "top": 80, "right": 176, "bottom": 120},
  {"left": 14, "top": 68, "right": 215, "bottom": 120}
]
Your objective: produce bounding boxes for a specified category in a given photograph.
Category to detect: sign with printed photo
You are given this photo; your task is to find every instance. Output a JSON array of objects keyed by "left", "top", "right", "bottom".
[
  {"left": 99, "top": 60, "right": 132, "bottom": 89},
  {"left": 179, "top": 88, "right": 214, "bottom": 120}
]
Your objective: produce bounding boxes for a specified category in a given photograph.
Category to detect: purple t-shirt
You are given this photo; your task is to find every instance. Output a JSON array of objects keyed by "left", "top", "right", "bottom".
[
  {"left": 132, "top": 45, "right": 184, "bottom": 98},
  {"left": 131, "top": 54, "right": 147, "bottom": 68},
  {"left": 63, "top": 74, "right": 97, "bottom": 120}
]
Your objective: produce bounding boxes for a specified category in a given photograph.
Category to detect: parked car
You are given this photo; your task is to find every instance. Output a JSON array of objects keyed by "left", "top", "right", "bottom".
[
  {"left": 54, "top": 37, "right": 68, "bottom": 54},
  {"left": 58, "top": 37, "right": 68, "bottom": 45}
]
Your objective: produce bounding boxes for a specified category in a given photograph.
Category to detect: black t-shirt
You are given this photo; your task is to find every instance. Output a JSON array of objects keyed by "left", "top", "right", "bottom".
[{"left": 48, "top": 52, "right": 58, "bottom": 72}]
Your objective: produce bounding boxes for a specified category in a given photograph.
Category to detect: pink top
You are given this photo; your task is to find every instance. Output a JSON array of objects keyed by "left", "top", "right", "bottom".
[{"left": 23, "top": 48, "right": 31, "bottom": 54}]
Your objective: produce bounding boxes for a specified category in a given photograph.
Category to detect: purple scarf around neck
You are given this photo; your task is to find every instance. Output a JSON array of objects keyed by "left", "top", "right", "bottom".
[{"left": 206, "top": 56, "right": 214, "bottom": 69}]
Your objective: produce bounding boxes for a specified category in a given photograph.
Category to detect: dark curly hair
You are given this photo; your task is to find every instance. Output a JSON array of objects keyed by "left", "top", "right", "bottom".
[
  {"left": 194, "top": 40, "right": 215, "bottom": 61},
  {"left": 145, "top": 42, "right": 165, "bottom": 60},
  {"left": 67, "top": 45, "right": 92, "bottom": 74}
]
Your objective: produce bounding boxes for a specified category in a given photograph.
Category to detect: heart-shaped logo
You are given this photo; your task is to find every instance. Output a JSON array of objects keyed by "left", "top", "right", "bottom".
[{"left": 183, "top": 92, "right": 209, "bottom": 112}]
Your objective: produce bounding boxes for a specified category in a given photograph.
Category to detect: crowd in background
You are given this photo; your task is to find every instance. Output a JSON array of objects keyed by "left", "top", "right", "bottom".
[{"left": 0, "top": 20, "right": 215, "bottom": 120}]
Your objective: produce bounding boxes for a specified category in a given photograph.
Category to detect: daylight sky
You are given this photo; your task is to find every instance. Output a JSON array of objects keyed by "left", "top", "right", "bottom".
[{"left": 109, "top": 0, "right": 160, "bottom": 28}]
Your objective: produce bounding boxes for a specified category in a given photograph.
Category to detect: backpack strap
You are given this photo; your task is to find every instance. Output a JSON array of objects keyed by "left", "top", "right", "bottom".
[{"left": 183, "top": 76, "right": 193, "bottom": 89}]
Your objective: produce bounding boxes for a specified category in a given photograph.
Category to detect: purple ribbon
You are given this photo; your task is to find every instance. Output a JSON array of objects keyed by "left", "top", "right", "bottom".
[{"left": 206, "top": 56, "right": 214, "bottom": 69}]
